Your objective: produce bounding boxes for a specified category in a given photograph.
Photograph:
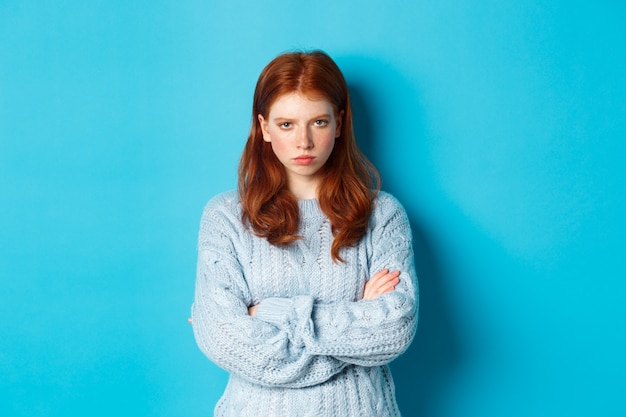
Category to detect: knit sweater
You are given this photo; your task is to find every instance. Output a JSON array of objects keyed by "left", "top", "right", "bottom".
[{"left": 191, "top": 190, "right": 418, "bottom": 417}]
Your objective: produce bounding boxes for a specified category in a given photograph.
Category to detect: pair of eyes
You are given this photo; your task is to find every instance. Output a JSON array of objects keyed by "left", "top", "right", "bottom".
[{"left": 278, "top": 119, "right": 329, "bottom": 129}]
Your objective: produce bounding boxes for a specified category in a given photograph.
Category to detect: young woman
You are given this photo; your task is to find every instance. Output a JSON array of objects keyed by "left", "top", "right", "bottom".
[{"left": 191, "top": 50, "right": 418, "bottom": 416}]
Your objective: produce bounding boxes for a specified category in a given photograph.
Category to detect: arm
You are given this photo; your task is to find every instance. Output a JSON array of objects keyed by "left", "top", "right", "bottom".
[
  {"left": 254, "top": 194, "right": 419, "bottom": 366},
  {"left": 191, "top": 198, "right": 347, "bottom": 388},
  {"left": 247, "top": 268, "right": 399, "bottom": 316}
]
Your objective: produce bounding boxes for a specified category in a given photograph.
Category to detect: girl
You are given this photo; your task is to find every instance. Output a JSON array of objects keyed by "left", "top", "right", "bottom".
[{"left": 191, "top": 50, "right": 418, "bottom": 416}]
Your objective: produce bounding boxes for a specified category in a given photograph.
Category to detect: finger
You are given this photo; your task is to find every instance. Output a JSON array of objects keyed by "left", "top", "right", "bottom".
[
  {"left": 373, "top": 277, "right": 400, "bottom": 296},
  {"left": 367, "top": 272, "right": 400, "bottom": 298},
  {"left": 379, "top": 276, "right": 400, "bottom": 293},
  {"left": 362, "top": 270, "right": 386, "bottom": 299},
  {"left": 363, "top": 270, "right": 400, "bottom": 300},
  {"left": 370, "top": 268, "right": 389, "bottom": 281},
  {"left": 248, "top": 304, "right": 258, "bottom": 317},
  {"left": 368, "top": 270, "right": 400, "bottom": 291}
]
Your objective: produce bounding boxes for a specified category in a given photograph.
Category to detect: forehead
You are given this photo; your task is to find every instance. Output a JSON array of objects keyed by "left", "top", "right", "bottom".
[{"left": 268, "top": 92, "right": 335, "bottom": 118}]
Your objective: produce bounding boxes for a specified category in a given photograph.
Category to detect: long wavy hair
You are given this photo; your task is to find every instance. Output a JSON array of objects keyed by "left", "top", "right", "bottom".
[{"left": 238, "top": 50, "right": 380, "bottom": 262}]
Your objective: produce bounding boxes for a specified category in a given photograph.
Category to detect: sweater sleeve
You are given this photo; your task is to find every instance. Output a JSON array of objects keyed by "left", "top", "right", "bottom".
[
  {"left": 191, "top": 196, "right": 347, "bottom": 388},
  {"left": 254, "top": 193, "right": 419, "bottom": 367}
]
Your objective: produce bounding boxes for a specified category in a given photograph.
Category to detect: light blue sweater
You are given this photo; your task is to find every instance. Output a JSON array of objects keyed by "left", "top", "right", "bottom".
[{"left": 191, "top": 190, "right": 418, "bottom": 416}]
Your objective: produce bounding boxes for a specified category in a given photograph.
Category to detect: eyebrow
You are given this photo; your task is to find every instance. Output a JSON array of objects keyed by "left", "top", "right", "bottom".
[{"left": 272, "top": 114, "right": 332, "bottom": 121}]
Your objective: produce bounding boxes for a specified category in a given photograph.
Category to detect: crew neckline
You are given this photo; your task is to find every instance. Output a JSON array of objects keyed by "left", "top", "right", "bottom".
[{"left": 298, "top": 198, "right": 324, "bottom": 219}]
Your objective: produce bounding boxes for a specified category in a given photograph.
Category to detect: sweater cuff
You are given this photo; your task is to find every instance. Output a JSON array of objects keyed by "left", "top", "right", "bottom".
[{"left": 255, "top": 297, "right": 293, "bottom": 327}]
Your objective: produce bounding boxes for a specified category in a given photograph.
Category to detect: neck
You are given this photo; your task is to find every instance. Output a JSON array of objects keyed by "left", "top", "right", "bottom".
[{"left": 288, "top": 177, "right": 319, "bottom": 200}]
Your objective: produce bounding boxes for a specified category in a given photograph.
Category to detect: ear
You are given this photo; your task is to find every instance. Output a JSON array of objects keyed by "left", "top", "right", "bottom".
[
  {"left": 335, "top": 110, "right": 344, "bottom": 138},
  {"left": 258, "top": 114, "right": 271, "bottom": 142}
]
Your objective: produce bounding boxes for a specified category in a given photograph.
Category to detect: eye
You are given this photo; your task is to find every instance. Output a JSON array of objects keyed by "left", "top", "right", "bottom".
[
  {"left": 314, "top": 119, "right": 328, "bottom": 126},
  {"left": 279, "top": 122, "right": 292, "bottom": 129}
]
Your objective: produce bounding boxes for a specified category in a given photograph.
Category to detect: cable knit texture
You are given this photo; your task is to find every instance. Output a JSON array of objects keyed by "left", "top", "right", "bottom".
[{"left": 192, "top": 190, "right": 418, "bottom": 417}]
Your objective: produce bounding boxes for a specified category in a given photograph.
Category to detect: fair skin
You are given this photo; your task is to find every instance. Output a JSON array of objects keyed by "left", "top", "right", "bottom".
[
  {"left": 187, "top": 94, "right": 400, "bottom": 323},
  {"left": 188, "top": 95, "right": 399, "bottom": 323},
  {"left": 258, "top": 92, "right": 340, "bottom": 200}
]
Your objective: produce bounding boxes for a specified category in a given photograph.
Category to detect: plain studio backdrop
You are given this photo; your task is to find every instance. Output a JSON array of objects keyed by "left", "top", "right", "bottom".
[{"left": 1, "top": 1, "right": 625, "bottom": 416}]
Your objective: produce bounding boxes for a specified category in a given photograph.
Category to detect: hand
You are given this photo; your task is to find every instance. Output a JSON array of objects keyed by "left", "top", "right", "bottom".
[
  {"left": 248, "top": 304, "right": 259, "bottom": 317},
  {"left": 362, "top": 268, "right": 400, "bottom": 300}
]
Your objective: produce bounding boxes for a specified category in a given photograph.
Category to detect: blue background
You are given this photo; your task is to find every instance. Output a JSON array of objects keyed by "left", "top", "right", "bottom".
[{"left": 1, "top": 1, "right": 625, "bottom": 416}]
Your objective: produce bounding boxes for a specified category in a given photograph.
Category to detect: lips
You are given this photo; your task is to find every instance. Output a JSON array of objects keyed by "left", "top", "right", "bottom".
[{"left": 293, "top": 155, "right": 316, "bottom": 165}]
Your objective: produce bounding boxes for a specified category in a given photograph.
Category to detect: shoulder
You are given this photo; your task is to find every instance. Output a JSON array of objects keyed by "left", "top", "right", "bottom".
[
  {"left": 202, "top": 190, "right": 241, "bottom": 216},
  {"left": 372, "top": 191, "right": 407, "bottom": 219},
  {"left": 197, "top": 190, "right": 247, "bottom": 250},
  {"left": 370, "top": 191, "right": 411, "bottom": 235},
  {"left": 200, "top": 190, "right": 243, "bottom": 229}
]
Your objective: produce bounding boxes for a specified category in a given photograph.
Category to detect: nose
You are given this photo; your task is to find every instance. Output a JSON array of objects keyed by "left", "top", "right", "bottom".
[{"left": 297, "top": 127, "right": 313, "bottom": 149}]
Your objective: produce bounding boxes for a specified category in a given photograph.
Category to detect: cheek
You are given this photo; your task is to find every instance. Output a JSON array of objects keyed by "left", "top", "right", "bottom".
[
  {"left": 268, "top": 134, "right": 290, "bottom": 156},
  {"left": 320, "top": 134, "right": 336, "bottom": 154},
  {"left": 327, "top": 140, "right": 336, "bottom": 155}
]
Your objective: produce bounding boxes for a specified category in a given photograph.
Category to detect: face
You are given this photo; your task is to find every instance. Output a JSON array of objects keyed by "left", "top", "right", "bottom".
[{"left": 258, "top": 92, "right": 343, "bottom": 199}]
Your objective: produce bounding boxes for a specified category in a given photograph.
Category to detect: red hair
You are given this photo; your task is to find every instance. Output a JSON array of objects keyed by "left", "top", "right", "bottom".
[{"left": 238, "top": 50, "right": 380, "bottom": 262}]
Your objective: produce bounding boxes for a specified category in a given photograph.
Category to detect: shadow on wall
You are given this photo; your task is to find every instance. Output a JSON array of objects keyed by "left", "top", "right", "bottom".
[{"left": 342, "top": 55, "right": 463, "bottom": 417}]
